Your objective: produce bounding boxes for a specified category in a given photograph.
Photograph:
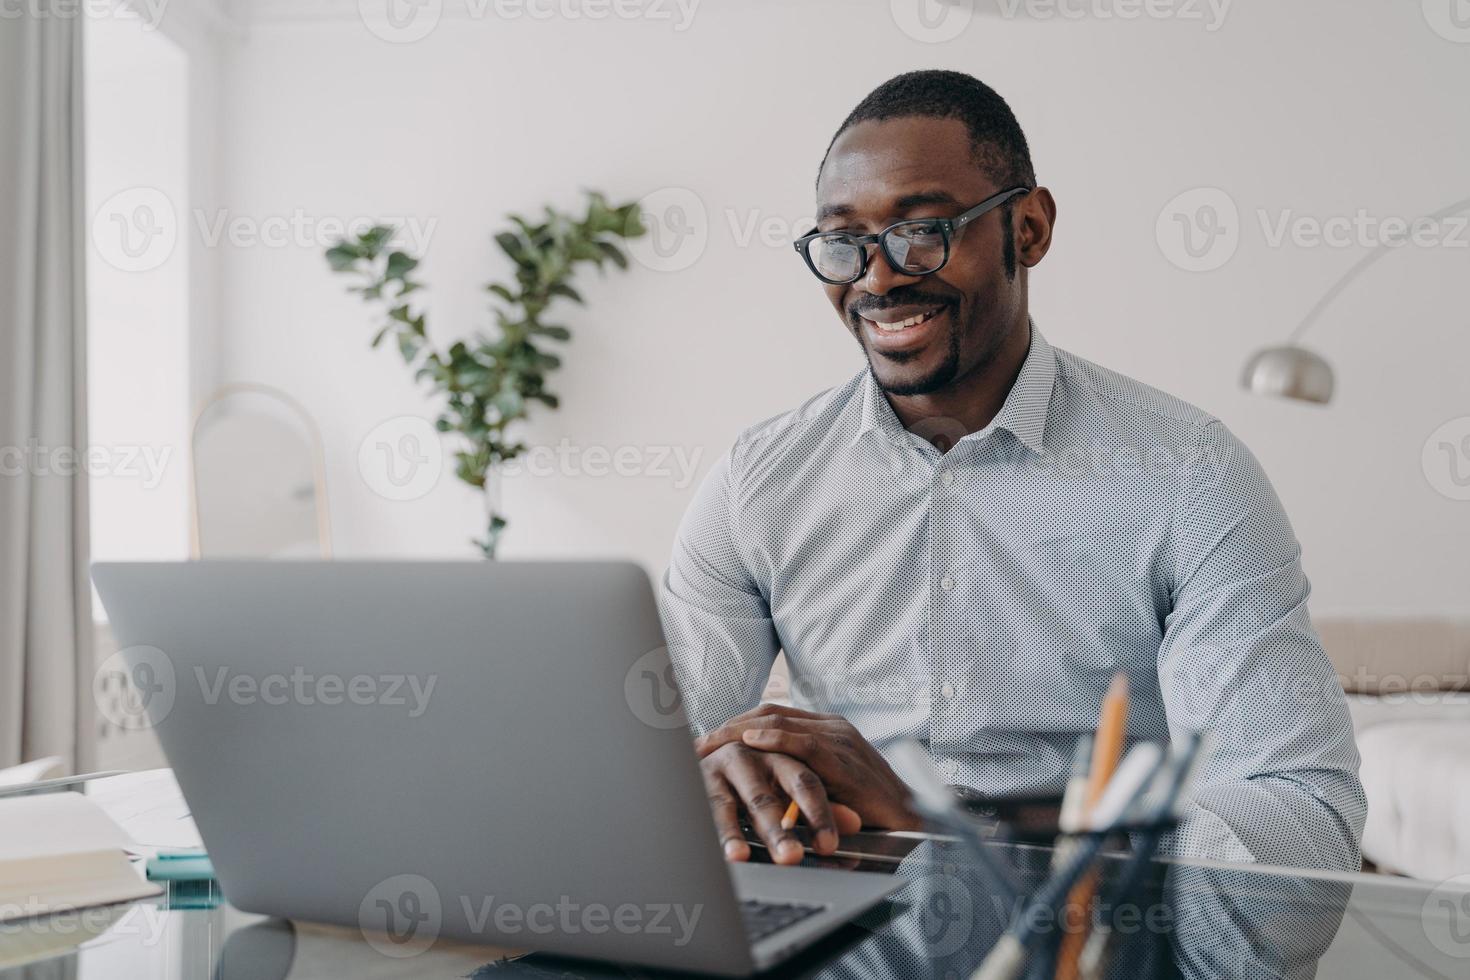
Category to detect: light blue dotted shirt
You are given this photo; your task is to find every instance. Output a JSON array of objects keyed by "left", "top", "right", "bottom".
[{"left": 659, "top": 323, "right": 1365, "bottom": 869}]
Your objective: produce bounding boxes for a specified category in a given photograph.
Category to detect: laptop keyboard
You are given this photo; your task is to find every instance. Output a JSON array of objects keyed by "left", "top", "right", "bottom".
[{"left": 739, "top": 899, "right": 826, "bottom": 942}]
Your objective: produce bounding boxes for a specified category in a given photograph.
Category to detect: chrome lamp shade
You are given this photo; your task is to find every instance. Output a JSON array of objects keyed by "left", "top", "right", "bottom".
[{"left": 1240, "top": 345, "right": 1335, "bottom": 405}]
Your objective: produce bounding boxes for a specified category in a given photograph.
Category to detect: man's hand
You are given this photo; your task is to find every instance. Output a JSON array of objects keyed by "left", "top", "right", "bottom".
[
  {"left": 697, "top": 704, "right": 922, "bottom": 843},
  {"left": 700, "top": 743, "right": 863, "bottom": 865}
]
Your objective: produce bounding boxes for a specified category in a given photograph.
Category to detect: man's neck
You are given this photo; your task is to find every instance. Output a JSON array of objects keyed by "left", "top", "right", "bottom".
[{"left": 884, "top": 317, "right": 1033, "bottom": 448}]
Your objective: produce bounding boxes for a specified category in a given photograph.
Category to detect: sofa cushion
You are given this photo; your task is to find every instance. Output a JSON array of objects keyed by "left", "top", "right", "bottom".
[
  {"left": 1316, "top": 617, "right": 1470, "bottom": 694},
  {"left": 1357, "top": 717, "right": 1470, "bottom": 879}
]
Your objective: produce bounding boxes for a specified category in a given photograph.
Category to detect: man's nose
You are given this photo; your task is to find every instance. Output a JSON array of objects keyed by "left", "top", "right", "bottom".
[{"left": 854, "top": 245, "right": 924, "bottom": 297}]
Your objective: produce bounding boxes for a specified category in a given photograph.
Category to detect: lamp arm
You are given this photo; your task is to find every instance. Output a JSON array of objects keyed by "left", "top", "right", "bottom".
[{"left": 1287, "top": 196, "right": 1470, "bottom": 344}]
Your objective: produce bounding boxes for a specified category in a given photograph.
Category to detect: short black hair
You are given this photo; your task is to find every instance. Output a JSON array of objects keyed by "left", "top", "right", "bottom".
[{"left": 818, "top": 70, "right": 1036, "bottom": 190}]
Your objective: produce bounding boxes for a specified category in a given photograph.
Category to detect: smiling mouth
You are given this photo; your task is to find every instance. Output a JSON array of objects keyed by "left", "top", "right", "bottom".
[{"left": 866, "top": 307, "right": 944, "bottom": 332}]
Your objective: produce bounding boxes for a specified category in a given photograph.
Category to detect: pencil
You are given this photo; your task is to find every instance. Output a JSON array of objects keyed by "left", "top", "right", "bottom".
[
  {"left": 780, "top": 800, "right": 800, "bottom": 830},
  {"left": 1055, "top": 673, "right": 1130, "bottom": 980}
]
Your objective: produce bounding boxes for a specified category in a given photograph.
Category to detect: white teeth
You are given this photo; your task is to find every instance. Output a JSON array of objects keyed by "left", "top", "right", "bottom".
[{"left": 872, "top": 308, "right": 940, "bottom": 332}]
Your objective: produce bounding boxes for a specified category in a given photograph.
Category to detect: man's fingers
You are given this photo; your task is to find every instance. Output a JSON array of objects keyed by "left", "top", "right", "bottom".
[
  {"left": 768, "top": 756, "right": 838, "bottom": 855},
  {"left": 702, "top": 770, "right": 750, "bottom": 862},
  {"left": 749, "top": 702, "right": 837, "bottom": 722},
  {"left": 725, "top": 749, "right": 804, "bottom": 865},
  {"left": 697, "top": 716, "right": 838, "bottom": 758},
  {"left": 740, "top": 727, "right": 826, "bottom": 766},
  {"left": 832, "top": 803, "right": 864, "bottom": 836}
]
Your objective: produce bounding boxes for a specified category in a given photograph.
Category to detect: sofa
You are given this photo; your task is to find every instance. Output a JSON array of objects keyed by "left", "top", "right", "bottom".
[{"left": 1317, "top": 617, "right": 1470, "bottom": 879}]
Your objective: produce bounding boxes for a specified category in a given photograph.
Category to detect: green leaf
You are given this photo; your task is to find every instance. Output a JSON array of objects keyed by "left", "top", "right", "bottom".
[
  {"left": 325, "top": 243, "right": 361, "bottom": 271},
  {"left": 385, "top": 250, "right": 418, "bottom": 278},
  {"left": 531, "top": 323, "right": 571, "bottom": 342},
  {"left": 548, "top": 282, "right": 583, "bottom": 304},
  {"left": 398, "top": 333, "right": 423, "bottom": 363},
  {"left": 597, "top": 241, "right": 628, "bottom": 269},
  {"left": 486, "top": 283, "right": 517, "bottom": 303}
]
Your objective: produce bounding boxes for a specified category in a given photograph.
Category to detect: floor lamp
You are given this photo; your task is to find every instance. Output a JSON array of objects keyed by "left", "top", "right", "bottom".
[{"left": 1240, "top": 196, "right": 1470, "bottom": 404}]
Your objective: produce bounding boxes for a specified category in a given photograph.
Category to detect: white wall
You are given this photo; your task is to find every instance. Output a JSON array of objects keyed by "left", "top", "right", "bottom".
[{"left": 207, "top": 0, "right": 1469, "bottom": 613}]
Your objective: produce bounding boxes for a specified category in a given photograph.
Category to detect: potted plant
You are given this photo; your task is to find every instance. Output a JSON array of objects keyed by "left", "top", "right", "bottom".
[{"left": 326, "top": 191, "right": 646, "bottom": 557}]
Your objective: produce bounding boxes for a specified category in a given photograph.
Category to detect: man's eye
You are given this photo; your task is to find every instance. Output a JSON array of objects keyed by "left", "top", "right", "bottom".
[{"left": 894, "top": 221, "right": 944, "bottom": 240}]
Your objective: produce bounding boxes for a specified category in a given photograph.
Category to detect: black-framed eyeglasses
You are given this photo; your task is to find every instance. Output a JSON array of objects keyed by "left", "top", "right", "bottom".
[{"left": 793, "top": 186, "right": 1031, "bottom": 286}]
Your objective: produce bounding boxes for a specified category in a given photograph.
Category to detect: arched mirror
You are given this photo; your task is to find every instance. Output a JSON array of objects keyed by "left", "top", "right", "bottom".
[{"left": 190, "top": 384, "right": 331, "bottom": 559}]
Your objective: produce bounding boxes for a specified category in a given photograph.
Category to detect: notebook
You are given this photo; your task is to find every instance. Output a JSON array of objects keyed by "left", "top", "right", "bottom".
[{"left": 0, "top": 792, "right": 161, "bottom": 923}]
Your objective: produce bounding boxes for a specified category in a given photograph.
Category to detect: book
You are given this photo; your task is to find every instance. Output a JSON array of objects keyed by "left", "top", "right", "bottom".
[{"left": 0, "top": 792, "right": 162, "bottom": 924}]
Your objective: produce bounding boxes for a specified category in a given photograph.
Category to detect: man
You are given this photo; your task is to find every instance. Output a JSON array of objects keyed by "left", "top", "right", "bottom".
[{"left": 657, "top": 70, "right": 1364, "bottom": 872}]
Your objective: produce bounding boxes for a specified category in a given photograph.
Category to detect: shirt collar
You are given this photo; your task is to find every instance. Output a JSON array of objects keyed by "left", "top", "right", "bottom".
[{"left": 851, "top": 319, "right": 1057, "bottom": 456}]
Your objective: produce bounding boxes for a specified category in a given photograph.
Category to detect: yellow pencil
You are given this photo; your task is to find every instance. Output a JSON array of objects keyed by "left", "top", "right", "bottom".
[
  {"left": 780, "top": 800, "right": 800, "bottom": 830},
  {"left": 1056, "top": 673, "right": 1130, "bottom": 980}
]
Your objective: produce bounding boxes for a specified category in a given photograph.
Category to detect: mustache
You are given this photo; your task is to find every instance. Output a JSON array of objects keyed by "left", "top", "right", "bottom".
[{"left": 846, "top": 289, "right": 956, "bottom": 321}]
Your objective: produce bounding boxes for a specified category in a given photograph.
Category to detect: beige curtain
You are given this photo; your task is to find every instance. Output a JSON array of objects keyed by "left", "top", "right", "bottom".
[{"left": 0, "top": 14, "right": 94, "bottom": 772}]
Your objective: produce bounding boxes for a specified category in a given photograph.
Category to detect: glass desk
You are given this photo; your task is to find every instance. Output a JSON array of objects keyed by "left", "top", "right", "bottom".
[{"left": 3, "top": 831, "right": 1467, "bottom": 980}]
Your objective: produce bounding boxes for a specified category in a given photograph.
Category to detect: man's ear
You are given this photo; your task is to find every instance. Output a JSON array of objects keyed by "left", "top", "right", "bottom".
[{"left": 1016, "top": 187, "right": 1057, "bottom": 268}]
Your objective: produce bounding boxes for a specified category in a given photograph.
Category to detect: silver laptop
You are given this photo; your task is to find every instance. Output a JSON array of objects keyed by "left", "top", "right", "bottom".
[{"left": 92, "top": 560, "right": 900, "bottom": 976}]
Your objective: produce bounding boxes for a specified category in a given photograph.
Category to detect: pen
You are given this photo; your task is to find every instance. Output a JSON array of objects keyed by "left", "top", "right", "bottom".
[
  {"left": 1077, "top": 731, "right": 1210, "bottom": 980},
  {"left": 969, "top": 746, "right": 1163, "bottom": 980},
  {"left": 1055, "top": 673, "right": 1130, "bottom": 980}
]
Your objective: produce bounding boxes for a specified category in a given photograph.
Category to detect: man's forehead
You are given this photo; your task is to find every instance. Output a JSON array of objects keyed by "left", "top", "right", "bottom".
[{"left": 816, "top": 116, "right": 990, "bottom": 219}]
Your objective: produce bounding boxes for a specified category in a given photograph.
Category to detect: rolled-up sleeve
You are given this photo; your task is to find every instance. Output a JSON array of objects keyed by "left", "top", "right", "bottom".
[
  {"left": 657, "top": 448, "right": 780, "bottom": 735},
  {"left": 1157, "top": 420, "right": 1367, "bottom": 870}
]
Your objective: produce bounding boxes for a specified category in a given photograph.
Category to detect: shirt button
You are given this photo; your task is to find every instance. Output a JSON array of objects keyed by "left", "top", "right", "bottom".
[
  {"left": 941, "top": 471, "right": 955, "bottom": 487},
  {"left": 940, "top": 576, "right": 955, "bottom": 591},
  {"left": 940, "top": 682, "right": 956, "bottom": 699}
]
